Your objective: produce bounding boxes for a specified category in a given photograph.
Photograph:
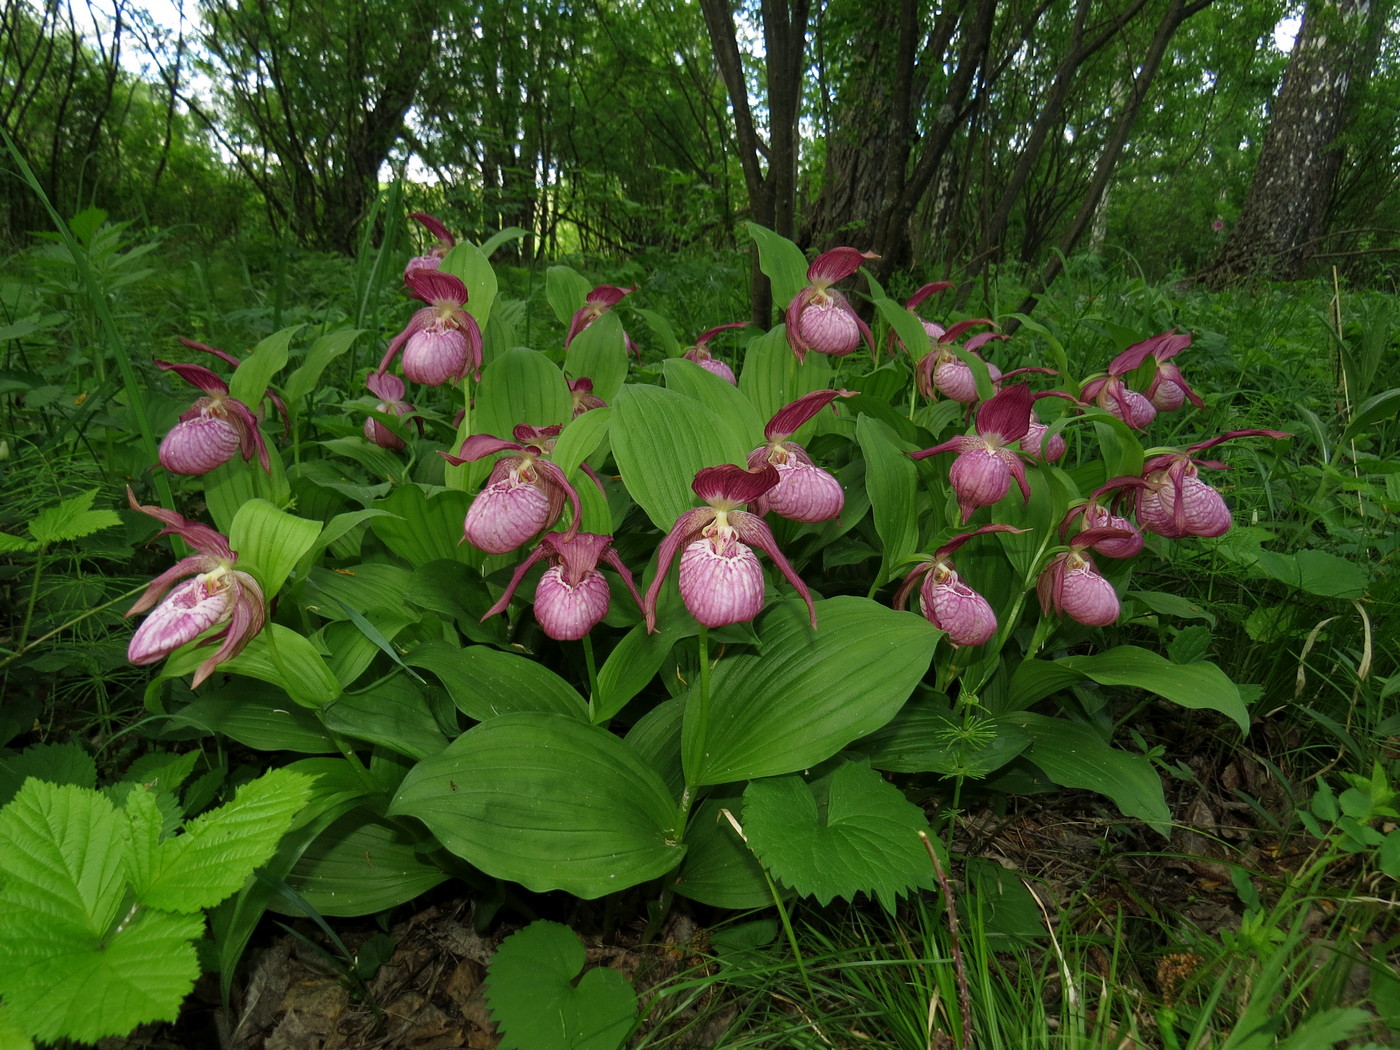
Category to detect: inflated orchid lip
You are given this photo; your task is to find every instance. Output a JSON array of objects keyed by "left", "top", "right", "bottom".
[
  {"left": 642, "top": 464, "right": 816, "bottom": 632},
  {"left": 480, "top": 532, "right": 643, "bottom": 641},
  {"left": 378, "top": 270, "right": 484, "bottom": 384},
  {"left": 910, "top": 384, "right": 1036, "bottom": 522},
  {"left": 784, "top": 247, "right": 878, "bottom": 363},
  {"left": 442, "top": 428, "right": 584, "bottom": 553},
  {"left": 155, "top": 343, "right": 275, "bottom": 474}
]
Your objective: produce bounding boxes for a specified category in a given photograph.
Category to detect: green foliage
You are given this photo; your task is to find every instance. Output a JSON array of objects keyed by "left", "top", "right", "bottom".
[{"left": 0, "top": 769, "right": 312, "bottom": 1045}]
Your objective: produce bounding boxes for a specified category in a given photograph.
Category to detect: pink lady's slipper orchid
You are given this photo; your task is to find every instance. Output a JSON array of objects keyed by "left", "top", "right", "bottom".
[
  {"left": 785, "top": 247, "right": 877, "bottom": 363},
  {"left": 568, "top": 377, "right": 608, "bottom": 418},
  {"left": 642, "top": 464, "right": 816, "bottom": 632},
  {"left": 124, "top": 490, "right": 266, "bottom": 688},
  {"left": 893, "top": 524, "right": 1027, "bottom": 647},
  {"left": 1141, "top": 331, "right": 1203, "bottom": 413},
  {"left": 1079, "top": 333, "right": 1189, "bottom": 430},
  {"left": 1018, "top": 391, "right": 1077, "bottom": 463},
  {"left": 378, "top": 270, "right": 484, "bottom": 387},
  {"left": 1061, "top": 489, "right": 1144, "bottom": 559},
  {"left": 442, "top": 425, "right": 582, "bottom": 555},
  {"left": 363, "top": 372, "right": 419, "bottom": 450},
  {"left": 403, "top": 212, "right": 456, "bottom": 281},
  {"left": 682, "top": 322, "right": 747, "bottom": 384},
  {"left": 1136, "top": 429, "right": 1289, "bottom": 539},
  {"left": 1036, "top": 526, "right": 1135, "bottom": 627},
  {"left": 910, "top": 383, "right": 1035, "bottom": 523},
  {"left": 913, "top": 320, "right": 1004, "bottom": 404},
  {"left": 565, "top": 284, "right": 640, "bottom": 361},
  {"left": 746, "top": 389, "right": 853, "bottom": 522},
  {"left": 156, "top": 339, "right": 273, "bottom": 476},
  {"left": 482, "top": 532, "right": 643, "bottom": 640}
]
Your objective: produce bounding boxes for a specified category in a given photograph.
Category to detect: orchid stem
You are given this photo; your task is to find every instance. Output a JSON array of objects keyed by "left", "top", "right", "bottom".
[
  {"left": 582, "top": 633, "right": 599, "bottom": 722},
  {"left": 675, "top": 626, "right": 711, "bottom": 839}
]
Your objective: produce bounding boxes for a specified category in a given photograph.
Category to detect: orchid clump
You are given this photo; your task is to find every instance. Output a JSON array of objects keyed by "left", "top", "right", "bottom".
[
  {"left": 482, "top": 532, "right": 642, "bottom": 641},
  {"left": 124, "top": 491, "right": 266, "bottom": 687},
  {"left": 746, "top": 389, "right": 853, "bottom": 522},
  {"left": 443, "top": 425, "right": 582, "bottom": 554},
  {"left": 643, "top": 464, "right": 816, "bottom": 631},
  {"left": 379, "top": 270, "right": 484, "bottom": 386},
  {"left": 1137, "top": 429, "right": 1290, "bottom": 539},
  {"left": 785, "top": 247, "right": 877, "bottom": 363},
  {"left": 156, "top": 339, "right": 273, "bottom": 476}
]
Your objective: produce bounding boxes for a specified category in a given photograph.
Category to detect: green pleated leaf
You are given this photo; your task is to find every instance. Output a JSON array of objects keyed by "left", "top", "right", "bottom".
[
  {"left": 551, "top": 407, "right": 612, "bottom": 475},
  {"left": 566, "top": 311, "right": 630, "bottom": 403},
  {"left": 473, "top": 346, "right": 572, "bottom": 445},
  {"left": 283, "top": 327, "right": 362, "bottom": 407},
  {"left": 167, "top": 681, "right": 336, "bottom": 753},
  {"left": 872, "top": 293, "right": 936, "bottom": 363},
  {"left": 228, "top": 499, "right": 321, "bottom": 595},
  {"left": 671, "top": 796, "right": 772, "bottom": 909},
  {"left": 634, "top": 306, "right": 680, "bottom": 356},
  {"left": 139, "top": 768, "right": 315, "bottom": 912},
  {"left": 662, "top": 358, "right": 765, "bottom": 442},
  {"left": 743, "top": 761, "right": 932, "bottom": 908},
  {"left": 486, "top": 921, "right": 638, "bottom": 1050},
  {"left": 745, "top": 222, "right": 809, "bottom": 310},
  {"left": 856, "top": 415, "right": 919, "bottom": 587},
  {"left": 389, "top": 713, "right": 684, "bottom": 898},
  {"left": 593, "top": 617, "right": 693, "bottom": 724},
  {"left": 1009, "top": 645, "right": 1249, "bottom": 733},
  {"left": 279, "top": 815, "right": 447, "bottom": 918},
  {"left": 737, "top": 325, "right": 833, "bottom": 425},
  {"left": 228, "top": 324, "right": 299, "bottom": 407},
  {"left": 202, "top": 445, "right": 291, "bottom": 535},
  {"left": 611, "top": 384, "right": 748, "bottom": 531},
  {"left": 1252, "top": 548, "right": 1369, "bottom": 599},
  {"left": 222, "top": 624, "right": 342, "bottom": 708},
  {"left": 439, "top": 241, "right": 498, "bottom": 330},
  {"left": 694, "top": 597, "right": 936, "bottom": 785},
  {"left": 856, "top": 697, "right": 1030, "bottom": 778},
  {"left": 318, "top": 676, "right": 449, "bottom": 759},
  {"left": 407, "top": 641, "right": 586, "bottom": 721},
  {"left": 546, "top": 265, "right": 592, "bottom": 325},
  {"left": 402, "top": 560, "right": 507, "bottom": 646},
  {"left": 369, "top": 484, "right": 479, "bottom": 566},
  {"left": 1010, "top": 713, "right": 1169, "bottom": 834}
]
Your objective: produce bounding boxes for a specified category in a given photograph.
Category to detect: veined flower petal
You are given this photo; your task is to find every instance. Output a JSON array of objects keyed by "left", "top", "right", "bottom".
[
  {"left": 158, "top": 416, "right": 241, "bottom": 475},
  {"left": 678, "top": 536, "right": 766, "bottom": 628},
  {"left": 127, "top": 575, "right": 235, "bottom": 665},
  {"left": 534, "top": 566, "right": 611, "bottom": 640},
  {"left": 463, "top": 479, "right": 552, "bottom": 554}
]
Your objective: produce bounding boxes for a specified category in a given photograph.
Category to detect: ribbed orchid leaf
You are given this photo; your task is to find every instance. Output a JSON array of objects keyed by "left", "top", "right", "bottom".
[
  {"left": 280, "top": 816, "right": 448, "bottom": 918},
  {"left": 855, "top": 416, "right": 919, "bottom": 586},
  {"left": 611, "top": 384, "right": 748, "bottom": 531},
  {"left": 369, "top": 484, "right": 480, "bottom": 566},
  {"left": 283, "top": 328, "right": 362, "bottom": 407},
  {"left": 551, "top": 406, "right": 612, "bottom": 475},
  {"left": 694, "top": 597, "right": 935, "bottom": 785},
  {"left": 744, "top": 222, "right": 810, "bottom": 310},
  {"left": 407, "top": 641, "right": 586, "bottom": 722},
  {"left": 545, "top": 265, "right": 593, "bottom": 325},
  {"left": 662, "top": 357, "right": 765, "bottom": 440},
  {"left": 221, "top": 623, "right": 342, "bottom": 709},
  {"left": 567, "top": 311, "right": 630, "bottom": 403},
  {"left": 227, "top": 324, "right": 297, "bottom": 408},
  {"left": 671, "top": 795, "right": 772, "bottom": 909},
  {"left": 737, "top": 324, "right": 833, "bottom": 424},
  {"left": 471, "top": 347, "right": 572, "bottom": 457},
  {"left": 203, "top": 448, "right": 290, "bottom": 535},
  {"left": 389, "top": 712, "right": 684, "bottom": 898},
  {"left": 227, "top": 498, "right": 320, "bottom": 595}
]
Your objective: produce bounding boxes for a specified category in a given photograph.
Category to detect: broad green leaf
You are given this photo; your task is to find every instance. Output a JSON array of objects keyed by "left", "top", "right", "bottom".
[
  {"left": 318, "top": 435, "right": 408, "bottom": 480},
  {"left": 856, "top": 698, "right": 1029, "bottom": 778},
  {"left": 319, "top": 675, "right": 448, "bottom": 759},
  {"left": 671, "top": 796, "right": 772, "bottom": 909},
  {"left": 1253, "top": 548, "right": 1369, "bottom": 599},
  {"left": 369, "top": 484, "right": 479, "bottom": 566},
  {"left": 623, "top": 696, "right": 685, "bottom": 800},
  {"left": 612, "top": 384, "right": 748, "bottom": 531},
  {"left": 1010, "top": 713, "right": 1169, "bottom": 834},
  {"left": 390, "top": 713, "right": 684, "bottom": 897},
  {"left": 222, "top": 623, "right": 342, "bottom": 708},
  {"left": 566, "top": 311, "right": 630, "bottom": 403},
  {"left": 856, "top": 415, "right": 919, "bottom": 586},
  {"left": 696, "top": 597, "right": 936, "bottom": 785},
  {"left": 662, "top": 357, "right": 765, "bottom": 441},
  {"left": 743, "top": 761, "right": 932, "bottom": 908},
  {"left": 471, "top": 346, "right": 572, "bottom": 457},
  {"left": 872, "top": 294, "right": 935, "bottom": 363},
  {"left": 228, "top": 499, "right": 320, "bottom": 595},
  {"left": 480, "top": 226, "right": 529, "bottom": 258},
  {"left": 1009, "top": 645, "right": 1249, "bottom": 733},
  {"left": 228, "top": 324, "right": 299, "bottom": 407},
  {"left": 745, "top": 222, "right": 809, "bottom": 310},
  {"left": 25, "top": 489, "right": 119, "bottom": 547},
  {"left": 738, "top": 325, "right": 833, "bottom": 424},
  {"left": 593, "top": 617, "right": 693, "bottom": 724},
  {"left": 278, "top": 815, "right": 447, "bottom": 917},
  {"left": 1127, "top": 590, "right": 1217, "bottom": 625},
  {"left": 282, "top": 327, "right": 361, "bottom": 406},
  {"left": 485, "top": 921, "right": 637, "bottom": 1050},
  {"left": 545, "top": 265, "right": 592, "bottom": 326},
  {"left": 202, "top": 446, "right": 291, "bottom": 535},
  {"left": 407, "top": 641, "right": 586, "bottom": 721},
  {"left": 0, "top": 531, "right": 33, "bottom": 553},
  {"left": 140, "top": 768, "right": 314, "bottom": 912},
  {"left": 1341, "top": 387, "right": 1400, "bottom": 443},
  {"left": 439, "top": 241, "right": 498, "bottom": 330},
  {"left": 634, "top": 306, "right": 680, "bottom": 356},
  {"left": 167, "top": 681, "right": 335, "bottom": 753},
  {"left": 551, "top": 406, "right": 612, "bottom": 475}
]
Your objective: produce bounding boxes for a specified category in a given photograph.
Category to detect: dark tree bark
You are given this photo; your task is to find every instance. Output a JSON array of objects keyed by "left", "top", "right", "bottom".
[{"left": 1199, "top": 0, "right": 1384, "bottom": 286}]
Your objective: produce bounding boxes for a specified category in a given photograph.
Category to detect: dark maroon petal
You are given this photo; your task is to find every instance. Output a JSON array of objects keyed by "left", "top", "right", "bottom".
[
  {"left": 932, "top": 523, "right": 1029, "bottom": 560},
  {"left": 1184, "top": 429, "right": 1291, "bottom": 456},
  {"left": 1106, "top": 336, "right": 1161, "bottom": 376},
  {"left": 126, "top": 554, "right": 221, "bottom": 617},
  {"left": 157, "top": 359, "right": 229, "bottom": 395},
  {"left": 642, "top": 507, "right": 719, "bottom": 631},
  {"left": 938, "top": 318, "right": 997, "bottom": 344},
  {"left": 892, "top": 561, "right": 936, "bottom": 611},
  {"left": 405, "top": 269, "right": 469, "bottom": 307},
  {"left": 764, "top": 389, "right": 854, "bottom": 442},
  {"left": 221, "top": 397, "right": 270, "bottom": 472},
  {"left": 783, "top": 288, "right": 818, "bottom": 362},
  {"left": 513, "top": 423, "right": 564, "bottom": 448},
  {"left": 693, "top": 321, "right": 748, "bottom": 348},
  {"left": 600, "top": 546, "right": 645, "bottom": 613},
  {"left": 975, "top": 383, "right": 1033, "bottom": 442},
  {"left": 729, "top": 510, "right": 817, "bottom": 629},
  {"left": 963, "top": 332, "right": 1008, "bottom": 353},
  {"left": 409, "top": 212, "right": 456, "bottom": 247},
  {"left": 904, "top": 281, "right": 955, "bottom": 311},
  {"left": 176, "top": 337, "right": 243, "bottom": 371},
  {"left": 1073, "top": 524, "right": 1141, "bottom": 554},
  {"left": 586, "top": 284, "right": 636, "bottom": 307},
  {"left": 806, "top": 246, "right": 875, "bottom": 284},
  {"left": 692, "top": 463, "right": 779, "bottom": 507},
  {"left": 442, "top": 433, "right": 525, "bottom": 466},
  {"left": 909, "top": 434, "right": 979, "bottom": 461},
  {"left": 193, "top": 571, "right": 267, "bottom": 687},
  {"left": 1149, "top": 331, "right": 1192, "bottom": 362}
]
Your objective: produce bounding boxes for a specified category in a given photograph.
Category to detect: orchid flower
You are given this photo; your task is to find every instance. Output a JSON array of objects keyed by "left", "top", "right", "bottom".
[
  {"left": 892, "top": 524, "right": 1027, "bottom": 647},
  {"left": 124, "top": 490, "right": 266, "bottom": 687},
  {"left": 642, "top": 464, "right": 816, "bottom": 632},
  {"left": 378, "top": 270, "right": 483, "bottom": 386},
  {"left": 1018, "top": 391, "right": 1077, "bottom": 463},
  {"left": 1141, "top": 331, "right": 1203, "bottom": 412},
  {"left": 1036, "top": 526, "right": 1135, "bottom": 627},
  {"left": 745, "top": 389, "right": 854, "bottom": 522},
  {"left": 403, "top": 212, "right": 456, "bottom": 281},
  {"left": 1136, "top": 429, "right": 1289, "bottom": 539},
  {"left": 910, "top": 383, "right": 1035, "bottom": 523},
  {"left": 482, "top": 532, "right": 643, "bottom": 640},
  {"left": 363, "top": 372, "right": 418, "bottom": 450},
  {"left": 785, "top": 247, "right": 877, "bottom": 363},
  {"left": 682, "top": 321, "right": 747, "bottom": 384},
  {"left": 1079, "top": 334, "right": 1179, "bottom": 430},
  {"left": 568, "top": 377, "right": 608, "bottom": 418},
  {"left": 1060, "top": 485, "right": 1144, "bottom": 559},
  {"left": 566, "top": 284, "right": 640, "bottom": 361},
  {"left": 442, "top": 425, "right": 582, "bottom": 554},
  {"left": 911, "top": 318, "right": 1005, "bottom": 403},
  {"left": 156, "top": 339, "right": 273, "bottom": 476}
]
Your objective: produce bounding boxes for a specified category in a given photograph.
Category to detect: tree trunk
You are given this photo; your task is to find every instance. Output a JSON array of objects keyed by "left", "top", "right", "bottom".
[{"left": 1199, "top": 0, "right": 1380, "bottom": 286}]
